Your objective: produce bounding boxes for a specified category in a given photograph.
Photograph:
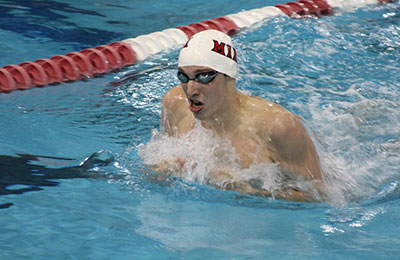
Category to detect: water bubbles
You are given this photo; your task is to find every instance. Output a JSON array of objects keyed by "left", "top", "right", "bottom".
[{"left": 382, "top": 12, "right": 396, "bottom": 19}]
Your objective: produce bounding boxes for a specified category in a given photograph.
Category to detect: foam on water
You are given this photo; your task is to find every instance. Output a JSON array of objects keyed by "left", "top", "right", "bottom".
[{"left": 311, "top": 97, "right": 400, "bottom": 206}]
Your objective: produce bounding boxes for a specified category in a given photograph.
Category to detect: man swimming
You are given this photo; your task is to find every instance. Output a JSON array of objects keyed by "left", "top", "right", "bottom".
[{"left": 156, "top": 30, "right": 324, "bottom": 202}]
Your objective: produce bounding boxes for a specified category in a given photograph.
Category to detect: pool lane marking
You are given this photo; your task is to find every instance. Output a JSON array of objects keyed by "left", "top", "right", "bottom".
[{"left": 0, "top": 0, "right": 394, "bottom": 93}]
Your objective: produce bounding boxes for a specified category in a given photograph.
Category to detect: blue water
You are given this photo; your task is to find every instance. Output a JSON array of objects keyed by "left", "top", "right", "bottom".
[{"left": 1, "top": 0, "right": 400, "bottom": 259}]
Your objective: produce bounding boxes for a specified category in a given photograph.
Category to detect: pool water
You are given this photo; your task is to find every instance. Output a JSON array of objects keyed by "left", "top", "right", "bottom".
[{"left": 1, "top": 0, "right": 400, "bottom": 259}]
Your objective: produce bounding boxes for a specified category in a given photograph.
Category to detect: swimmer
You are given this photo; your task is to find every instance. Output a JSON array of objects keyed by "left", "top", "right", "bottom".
[{"left": 155, "top": 30, "right": 324, "bottom": 202}]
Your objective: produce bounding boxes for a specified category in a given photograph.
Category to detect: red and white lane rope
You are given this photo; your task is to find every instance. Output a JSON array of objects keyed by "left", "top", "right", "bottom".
[{"left": 0, "top": 0, "right": 395, "bottom": 93}]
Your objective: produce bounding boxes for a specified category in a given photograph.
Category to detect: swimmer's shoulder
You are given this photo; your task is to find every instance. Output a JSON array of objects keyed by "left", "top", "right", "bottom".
[
  {"left": 162, "top": 86, "right": 192, "bottom": 132},
  {"left": 244, "top": 95, "right": 301, "bottom": 133},
  {"left": 245, "top": 95, "right": 294, "bottom": 118},
  {"left": 162, "top": 85, "right": 188, "bottom": 110}
]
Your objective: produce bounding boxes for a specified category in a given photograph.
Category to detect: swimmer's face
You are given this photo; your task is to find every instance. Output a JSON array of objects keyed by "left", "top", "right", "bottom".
[{"left": 178, "top": 66, "right": 228, "bottom": 120}]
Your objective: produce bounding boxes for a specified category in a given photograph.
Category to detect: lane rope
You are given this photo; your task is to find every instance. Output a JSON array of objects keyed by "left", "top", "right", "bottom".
[{"left": 0, "top": 0, "right": 395, "bottom": 93}]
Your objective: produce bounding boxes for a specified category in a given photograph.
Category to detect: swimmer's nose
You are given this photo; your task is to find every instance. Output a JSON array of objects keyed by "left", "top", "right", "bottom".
[{"left": 186, "top": 80, "right": 200, "bottom": 97}]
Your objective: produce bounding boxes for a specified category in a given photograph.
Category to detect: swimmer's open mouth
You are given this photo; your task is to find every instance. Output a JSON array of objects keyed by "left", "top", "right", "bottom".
[
  {"left": 189, "top": 99, "right": 204, "bottom": 112},
  {"left": 190, "top": 99, "right": 203, "bottom": 107}
]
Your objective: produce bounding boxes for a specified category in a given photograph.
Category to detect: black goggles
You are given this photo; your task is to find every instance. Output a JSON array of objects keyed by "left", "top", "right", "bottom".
[{"left": 177, "top": 70, "right": 218, "bottom": 84}]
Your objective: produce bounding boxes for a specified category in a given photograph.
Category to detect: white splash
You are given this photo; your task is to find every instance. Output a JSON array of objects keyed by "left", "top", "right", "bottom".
[
  {"left": 138, "top": 120, "right": 321, "bottom": 200},
  {"left": 138, "top": 121, "right": 240, "bottom": 185}
]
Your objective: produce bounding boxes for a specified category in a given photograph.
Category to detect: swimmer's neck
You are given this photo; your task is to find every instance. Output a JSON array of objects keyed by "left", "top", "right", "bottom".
[{"left": 200, "top": 89, "right": 245, "bottom": 135}]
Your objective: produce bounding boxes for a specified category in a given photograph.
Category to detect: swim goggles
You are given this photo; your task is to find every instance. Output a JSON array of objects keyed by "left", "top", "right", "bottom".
[{"left": 177, "top": 70, "right": 218, "bottom": 84}]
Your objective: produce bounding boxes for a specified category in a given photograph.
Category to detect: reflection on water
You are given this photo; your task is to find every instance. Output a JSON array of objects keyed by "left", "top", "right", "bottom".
[{"left": 0, "top": 151, "right": 115, "bottom": 209}]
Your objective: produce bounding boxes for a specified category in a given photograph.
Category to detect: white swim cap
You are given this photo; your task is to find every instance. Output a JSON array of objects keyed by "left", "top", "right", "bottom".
[{"left": 178, "top": 30, "right": 238, "bottom": 79}]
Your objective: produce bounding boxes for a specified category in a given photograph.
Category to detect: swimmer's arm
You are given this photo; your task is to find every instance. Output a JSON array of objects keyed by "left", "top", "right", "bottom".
[
  {"left": 161, "top": 86, "right": 189, "bottom": 137},
  {"left": 265, "top": 112, "right": 323, "bottom": 182},
  {"left": 225, "top": 181, "right": 321, "bottom": 203},
  {"left": 209, "top": 167, "right": 322, "bottom": 202}
]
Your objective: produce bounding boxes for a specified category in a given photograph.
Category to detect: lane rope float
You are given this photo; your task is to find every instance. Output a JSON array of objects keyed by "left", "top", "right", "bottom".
[{"left": 0, "top": 0, "right": 395, "bottom": 93}]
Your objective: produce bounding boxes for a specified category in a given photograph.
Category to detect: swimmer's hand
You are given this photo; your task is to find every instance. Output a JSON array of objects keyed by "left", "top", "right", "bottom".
[
  {"left": 142, "top": 158, "right": 198, "bottom": 184},
  {"left": 149, "top": 158, "right": 183, "bottom": 175},
  {"left": 147, "top": 158, "right": 197, "bottom": 177},
  {"left": 140, "top": 158, "right": 186, "bottom": 184},
  {"left": 208, "top": 167, "right": 274, "bottom": 198}
]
